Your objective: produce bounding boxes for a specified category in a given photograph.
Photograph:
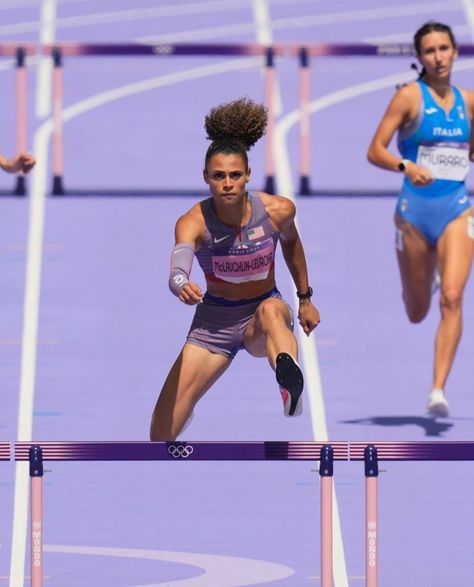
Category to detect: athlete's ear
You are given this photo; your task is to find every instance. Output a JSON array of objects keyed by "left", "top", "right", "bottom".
[
  {"left": 246, "top": 167, "right": 251, "bottom": 180},
  {"left": 203, "top": 169, "right": 209, "bottom": 184}
]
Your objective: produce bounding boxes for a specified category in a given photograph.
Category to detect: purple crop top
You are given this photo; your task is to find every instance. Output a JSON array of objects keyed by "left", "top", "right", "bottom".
[{"left": 195, "top": 192, "right": 280, "bottom": 284}]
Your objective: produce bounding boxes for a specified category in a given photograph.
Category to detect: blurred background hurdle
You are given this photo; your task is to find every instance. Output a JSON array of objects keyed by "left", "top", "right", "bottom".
[
  {"left": 0, "top": 43, "right": 36, "bottom": 197},
  {"left": 41, "top": 41, "right": 474, "bottom": 197},
  {"left": 43, "top": 42, "right": 280, "bottom": 196}
]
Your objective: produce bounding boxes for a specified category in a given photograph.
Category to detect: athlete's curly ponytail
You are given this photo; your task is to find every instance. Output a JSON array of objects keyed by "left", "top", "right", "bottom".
[{"left": 204, "top": 97, "right": 267, "bottom": 170}]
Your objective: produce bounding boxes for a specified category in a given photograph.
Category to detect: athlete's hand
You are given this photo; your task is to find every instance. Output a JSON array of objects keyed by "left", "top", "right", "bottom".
[
  {"left": 179, "top": 282, "right": 203, "bottom": 305},
  {"left": 4, "top": 152, "right": 36, "bottom": 174},
  {"left": 405, "top": 163, "right": 433, "bottom": 186},
  {"left": 298, "top": 300, "right": 320, "bottom": 336}
]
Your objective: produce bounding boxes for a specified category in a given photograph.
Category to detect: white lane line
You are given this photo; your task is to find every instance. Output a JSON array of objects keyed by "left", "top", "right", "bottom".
[
  {"left": 9, "top": 3, "right": 56, "bottom": 585},
  {"left": 44, "top": 544, "right": 294, "bottom": 586},
  {"left": 256, "top": 0, "right": 348, "bottom": 584},
  {"left": 9, "top": 118, "right": 54, "bottom": 587},
  {"left": 0, "top": 1, "right": 456, "bottom": 37},
  {"left": 462, "top": 0, "right": 474, "bottom": 39},
  {"left": 36, "top": 0, "right": 56, "bottom": 118},
  {"left": 250, "top": 0, "right": 282, "bottom": 116},
  {"left": 0, "top": 0, "right": 88, "bottom": 8},
  {"left": 273, "top": 100, "right": 349, "bottom": 587}
]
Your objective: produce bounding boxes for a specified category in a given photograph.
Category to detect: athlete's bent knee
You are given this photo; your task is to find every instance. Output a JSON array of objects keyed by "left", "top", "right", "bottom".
[
  {"left": 404, "top": 297, "right": 430, "bottom": 323},
  {"left": 440, "top": 289, "right": 462, "bottom": 314},
  {"left": 255, "top": 298, "right": 285, "bottom": 327}
]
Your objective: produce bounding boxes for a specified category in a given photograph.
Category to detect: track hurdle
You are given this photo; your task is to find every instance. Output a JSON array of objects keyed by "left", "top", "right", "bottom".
[
  {"left": 0, "top": 43, "right": 35, "bottom": 196},
  {"left": 15, "top": 440, "right": 474, "bottom": 586}
]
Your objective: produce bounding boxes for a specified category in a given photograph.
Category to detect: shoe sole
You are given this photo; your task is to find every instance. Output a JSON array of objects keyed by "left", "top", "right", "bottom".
[
  {"left": 276, "top": 352, "right": 304, "bottom": 416},
  {"left": 427, "top": 403, "right": 449, "bottom": 418}
]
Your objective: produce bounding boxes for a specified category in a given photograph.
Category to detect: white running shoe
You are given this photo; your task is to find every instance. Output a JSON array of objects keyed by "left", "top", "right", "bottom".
[
  {"left": 276, "top": 352, "right": 304, "bottom": 416},
  {"left": 427, "top": 388, "right": 449, "bottom": 418}
]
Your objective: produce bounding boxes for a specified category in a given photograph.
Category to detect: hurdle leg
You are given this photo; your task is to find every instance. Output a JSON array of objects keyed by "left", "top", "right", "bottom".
[
  {"left": 52, "top": 47, "right": 64, "bottom": 195},
  {"left": 264, "top": 47, "right": 275, "bottom": 194},
  {"left": 364, "top": 445, "right": 379, "bottom": 587},
  {"left": 29, "top": 445, "right": 44, "bottom": 587},
  {"left": 15, "top": 46, "right": 27, "bottom": 196},
  {"left": 298, "top": 47, "right": 311, "bottom": 195},
  {"left": 320, "top": 444, "right": 334, "bottom": 587}
]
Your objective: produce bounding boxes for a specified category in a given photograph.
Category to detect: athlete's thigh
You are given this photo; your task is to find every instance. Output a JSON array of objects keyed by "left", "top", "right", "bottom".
[
  {"left": 244, "top": 297, "right": 293, "bottom": 358},
  {"left": 437, "top": 210, "right": 474, "bottom": 291},
  {"left": 157, "top": 343, "right": 232, "bottom": 411},
  {"left": 394, "top": 213, "right": 437, "bottom": 299}
]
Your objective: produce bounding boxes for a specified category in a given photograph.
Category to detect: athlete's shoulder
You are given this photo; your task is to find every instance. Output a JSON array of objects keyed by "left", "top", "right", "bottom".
[
  {"left": 258, "top": 191, "right": 295, "bottom": 218},
  {"left": 393, "top": 80, "right": 421, "bottom": 104},
  {"left": 175, "top": 202, "right": 205, "bottom": 240},
  {"left": 458, "top": 87, "right": 474, "bottom": 117},
  {"left": 257, "top": 192, "right": 296, "bottom": 231}
]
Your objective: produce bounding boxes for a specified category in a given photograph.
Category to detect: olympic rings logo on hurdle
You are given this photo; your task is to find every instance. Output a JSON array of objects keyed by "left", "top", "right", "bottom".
[{"left": 168, "top": 444, "right": 194, "bottom": 459}]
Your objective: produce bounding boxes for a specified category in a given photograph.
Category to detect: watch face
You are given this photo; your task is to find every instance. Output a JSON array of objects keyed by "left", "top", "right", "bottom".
[
  {"left": 398, "top": 161, "right": 406, "bottom": 172},
  {"left": 298, "top": 287, "right": 313, "bottom": 298}
]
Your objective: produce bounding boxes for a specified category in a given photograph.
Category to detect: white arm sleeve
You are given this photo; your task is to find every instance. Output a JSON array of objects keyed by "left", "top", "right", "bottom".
[{"left": 169, "top": 243, "right": 194, "bottom": 297}]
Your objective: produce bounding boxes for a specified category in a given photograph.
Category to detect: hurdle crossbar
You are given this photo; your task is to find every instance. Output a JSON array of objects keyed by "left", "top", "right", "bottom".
[
  {"left": 16, "top": 440, "right": 474, "bottom": 461},
  {"left": 16, "top": 440, "right": 349, "bottom": 461}
]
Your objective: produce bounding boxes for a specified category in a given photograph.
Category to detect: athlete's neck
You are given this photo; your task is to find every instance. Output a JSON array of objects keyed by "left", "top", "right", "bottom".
[
  {"left": 213, "top": 192, "right": 251, "bottom": 228},
  {"left": 425, "top": 76, "right": 452, "bottom": 100}
]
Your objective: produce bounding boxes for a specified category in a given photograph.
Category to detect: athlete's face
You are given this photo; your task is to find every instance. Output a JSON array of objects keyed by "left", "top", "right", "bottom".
[
  {"left": 417, "top": 31, "right": 457, "bottom": 81},
  {"left": 204, "top": 153, "right": 251, "bottom": 202}
]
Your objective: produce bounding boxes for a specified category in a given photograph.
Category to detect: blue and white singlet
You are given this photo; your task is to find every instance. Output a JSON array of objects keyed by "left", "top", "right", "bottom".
[{"left": 396, "top": 79, "right": 471, "bottom": 244}]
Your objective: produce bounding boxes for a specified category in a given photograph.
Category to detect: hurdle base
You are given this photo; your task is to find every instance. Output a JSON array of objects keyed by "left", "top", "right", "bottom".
[
  {"left": 264, "top": 175, "right": 275, "bottom": 195},
  {"left": 299, "top": 176, "right": 311, "bottom": 196},
  {"left": 52, "top": 175, "right": 65, "bottom": 196},
  {"left": 14, "top": 175, "right": 26, "bottom": 196}
]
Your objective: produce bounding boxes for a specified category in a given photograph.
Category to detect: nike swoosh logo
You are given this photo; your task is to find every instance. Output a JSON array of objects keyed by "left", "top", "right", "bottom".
[
  {"left": 458, "top": 196, "right": 468, "bottom": 205},
  {"left": 213, "top": 235, "right": 229, "bottom": 244},
  {"left": 425, "top": 108, "right": 437, "bottom": 115}
]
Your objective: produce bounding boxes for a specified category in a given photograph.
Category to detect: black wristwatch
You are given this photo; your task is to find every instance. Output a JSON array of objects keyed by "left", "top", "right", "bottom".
[
  {"left": 398, "top": 159, "right": 409, "bottom": 173},
  {"left": 296, "top": 286, "right": 313, "bottom": 300}
]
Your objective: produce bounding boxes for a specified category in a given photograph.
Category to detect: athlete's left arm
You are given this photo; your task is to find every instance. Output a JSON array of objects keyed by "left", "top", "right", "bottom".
[
  {"left": 464, "top": 89, "right": 474, "bottom": 161},
  {"left": 268, "top": 194, "right": 321, "bottom": 335}
]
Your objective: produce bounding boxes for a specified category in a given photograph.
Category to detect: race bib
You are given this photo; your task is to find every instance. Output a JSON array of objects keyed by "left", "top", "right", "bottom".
[
  {"left": 416, "top": 142, "right": 470, "bottom": 181},
  {"left": 211, "top": 237, "right": 275, "bottom": 283}
]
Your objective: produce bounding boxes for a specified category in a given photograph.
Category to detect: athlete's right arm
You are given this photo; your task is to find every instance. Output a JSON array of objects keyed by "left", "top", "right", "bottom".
[
  {"left": 367, "top": 84, "right": 433, "bottom": 186},
  {"left": 169, "top": 211, "right": 204, "bottom": 305}
]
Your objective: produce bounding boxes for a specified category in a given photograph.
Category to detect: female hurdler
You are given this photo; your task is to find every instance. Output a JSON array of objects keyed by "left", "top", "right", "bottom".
[
  {"left": 150, "top": 97, "right": 320, "bottom": 441},
  {"left": 368, "top": 22, "right": 474, "bottom": 417}
]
